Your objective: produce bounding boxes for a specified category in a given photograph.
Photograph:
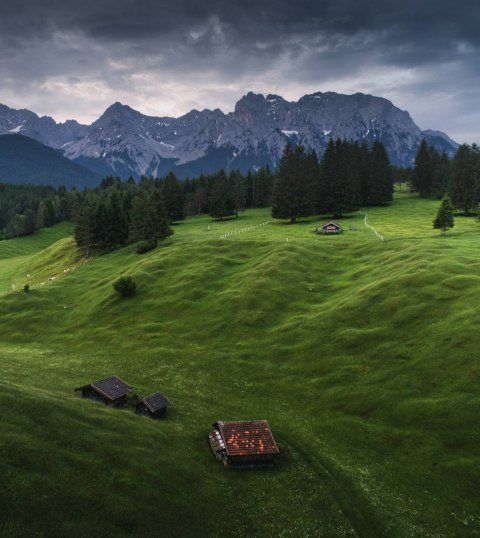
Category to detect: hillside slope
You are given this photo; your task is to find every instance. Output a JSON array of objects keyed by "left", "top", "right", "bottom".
[
  {"left": 0, "top": 134, "right": 101, "bottom": 188},
  {"left": 0, "top": 196, "right": 479, "bottom": 536}
]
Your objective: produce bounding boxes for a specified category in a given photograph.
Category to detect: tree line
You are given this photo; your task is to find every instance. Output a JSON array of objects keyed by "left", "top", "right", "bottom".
[
  {"left": 408, "top": 140, "right": 480, "bottom": 214},
  {"left": 7, "top": 136, "right": 480, "bottom": 252},
  {"left": 0, "top": 139, "right": 394, "bottom": 248},
  {"left": 272, "top": 139, "right": 393, "bottom": 223},
  {"left": 0, "top": 183, "right": 72, "bottom": 240}
]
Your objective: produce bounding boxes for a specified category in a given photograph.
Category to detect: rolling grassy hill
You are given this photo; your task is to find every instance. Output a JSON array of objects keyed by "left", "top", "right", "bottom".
[{"left": 0, "top": 195, "right": 479, "bottom": 537}]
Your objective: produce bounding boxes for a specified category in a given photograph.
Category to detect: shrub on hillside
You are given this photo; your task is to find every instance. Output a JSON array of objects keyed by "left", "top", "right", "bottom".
[
  {"left": 23, "top": 284, "right": 30, "bottom": 293},
  {"left": 113, "top": 276, "right": 137, "bottom": 297},
  {"left": 136, "top": 240, "right": 156, "bottom": 254}
]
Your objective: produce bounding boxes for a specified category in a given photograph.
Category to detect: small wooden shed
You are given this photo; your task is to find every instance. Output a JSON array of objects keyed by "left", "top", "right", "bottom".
[
  {"left": 136, "top": 392, "right": 170, "bottom": 418},
  {"left": 316, "top": 221, "right": 342, "bottom": 234},
  {"left": 75, "top": 375, "right": 132, "bottom": 407},
  {"left": 209, "top": 420, "right": 279, "bottom": 469}
]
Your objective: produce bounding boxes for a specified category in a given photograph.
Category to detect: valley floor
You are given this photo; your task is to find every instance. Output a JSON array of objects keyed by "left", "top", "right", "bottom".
[{"left": 0, "top": 194, "right": 479, "bottom": 537}]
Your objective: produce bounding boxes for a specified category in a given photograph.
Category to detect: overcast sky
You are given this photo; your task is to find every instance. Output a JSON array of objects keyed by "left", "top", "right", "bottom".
[{"left": 0, "top": 0, "right": 478, "bottom": 142}]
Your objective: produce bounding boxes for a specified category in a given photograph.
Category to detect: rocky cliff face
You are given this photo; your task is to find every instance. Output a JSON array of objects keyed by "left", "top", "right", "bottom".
[
  {"left": 0, "top": 92, "right": 459, "bottom": 179},
  {"left": 0, "top": 104, "right": 88, "bottom": 149}
]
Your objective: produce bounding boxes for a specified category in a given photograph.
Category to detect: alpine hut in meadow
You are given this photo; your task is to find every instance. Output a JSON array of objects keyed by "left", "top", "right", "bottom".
[
  {"left": 136, "top": 392, "right": 170, "bottom": 418},
  {"left": 209, "top": 420, "right": 279, "bottom": 469},
  {"left": 75, "top": 375, "right": 132, "bottom": 407},
  {"left": 316, "top": 221, "right": 342, "bottom": 234}
]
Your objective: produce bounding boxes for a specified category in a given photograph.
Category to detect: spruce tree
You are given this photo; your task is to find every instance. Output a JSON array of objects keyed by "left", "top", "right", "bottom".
[
  {"left": 320, "top": 139, "right": 360, "bottom": 217},
  {"left": 103, "top": 189, "right": 129, "bottom": 248},
  {"left": 74, "top": 194, "right": 97, "bottom": 258},
  {"left": 209, "top": 170, "right": 235, "bottom": 220},
  {"left": 129, "top": 191, "right": 172, "bottom": 247},
  {"left": 161, "top": 172, "right": 185, "bottom": 223},
  {"left": 450, "top": 144, "right": 480, "bottom": 215},
  {"left": 271, "top": 143, "right": 313, "bottom": 223},
  {"left": 256, "top": 166, "right": 274, "bottom": 207},
  {"left": 412, "top": 139, "right": 433, "bottom": 198},
  {"left": 229, "top": 170, "right": 246, "bottom": 217},
  {"left": 433, "top": 195, "right": 455, "bottom": 235},
  {"left": 368, "top": 141, "right": 393, "bottom": 205}
]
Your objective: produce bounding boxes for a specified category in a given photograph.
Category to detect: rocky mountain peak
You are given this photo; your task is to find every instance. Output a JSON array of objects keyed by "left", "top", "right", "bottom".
[{"left": 0, "top": 91, "right": 459, "bottom": 181}]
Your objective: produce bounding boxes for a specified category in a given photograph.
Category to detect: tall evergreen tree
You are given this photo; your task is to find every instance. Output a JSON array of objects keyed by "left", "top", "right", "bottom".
[
  {"left": 272, "top": 143, "right": 313, "bottom": 223},
  {"left": 412, "top": 139, "right": 433, "bottom": 198},
  {"left": 433, "top": 195, "right": 455, "bottom": 235},
  {"left": 209, "top": 170, "right": 236, "bottom": 220},
  {"left": 161, "top": 172, "right": 185, "bottom": 223},
  {"left": 368, "top": 141, "right": 393, "bottom": 205},
  {"left": 256, "top": 166, "right": 274, "bottom": 207},
  {"left": 129, "top": 191, "right": 172, "bottom": 246},
  {"left": 319, "top": 139, "right": 360, "bottom": 217},
  {"left": 450, "top": 144, "right": 480, "bottom": 214},
  {"left": 229, "top": 170, "right": 246, "bottom": 216},
  {"left": 103, "top": 188, "right": 129, "bottom": 248},
  {"left": 74, "top": 194, "right": 97, "bottom": 258}
]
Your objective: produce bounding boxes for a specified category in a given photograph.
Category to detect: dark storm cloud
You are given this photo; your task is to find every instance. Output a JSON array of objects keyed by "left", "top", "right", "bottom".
[{"left": 0, "top": 0, "right": 479, "bottom": 141}]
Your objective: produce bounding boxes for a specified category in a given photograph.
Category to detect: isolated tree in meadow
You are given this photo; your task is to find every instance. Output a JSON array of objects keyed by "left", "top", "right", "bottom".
[
  {"left": 113, "top": 276, "right": 137, "bottom": 297},
  {"left": 450, "top": 144, "right": 480, "bottom": 215},
  {"left": 433, "top": 195, "right": 455, "bottom": 236},
  {"left": 412, "top": 139, "right": 433, "bottom": 198},
  {"left": 272, "top": 143, "right": 313, "bottom": 223}
]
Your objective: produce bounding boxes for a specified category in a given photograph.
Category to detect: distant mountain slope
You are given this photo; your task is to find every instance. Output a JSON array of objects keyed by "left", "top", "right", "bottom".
[
  {"left": 0, "top": 134, "right": 101, "bottom": 188},
  {"left": 0, "top": 93, "right": 459, "bottom": 181}
]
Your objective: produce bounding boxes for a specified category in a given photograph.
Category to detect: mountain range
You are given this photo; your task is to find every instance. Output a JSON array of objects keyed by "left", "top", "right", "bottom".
[{"left": 0, "top": 92, "right": 459, "bottom": 183}]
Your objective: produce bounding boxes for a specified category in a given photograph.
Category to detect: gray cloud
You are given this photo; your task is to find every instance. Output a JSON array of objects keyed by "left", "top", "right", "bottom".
[{"left": 0, "top": 0, "right": 478, "bottom": 142}]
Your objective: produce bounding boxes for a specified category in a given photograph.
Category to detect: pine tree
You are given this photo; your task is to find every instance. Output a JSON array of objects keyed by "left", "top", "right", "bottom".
[
  {"left": 103, "top": 189, "right": 129, "bottom": 249},
  {"left": 161, "top": 172, "right": 185, "bottom": 223},
  {"left": 412, "top": 139, "right": 433, "bottom": 198},
  {"left": 209, "top": 170, "right": 236, "bottom": 220},
  {"left": 74, "top": 195, "right": 97, "bottom": 258},
  {"left": 129, "top": 191, "right": 172, "bottom": 247},
  {"left": 433, "top": 195, "right": 455, "bottom": 235},
  {"left": 450, "top": 144, "right": 480, "bottom": 215},
  {"left": 368, "top": 141, "right": 393, "bottom": 205},
  {"left": 320, "top": 139, "right": 360, "bottom": 217},
  {"left": 229, "top": 170, "right": 246, "bottom": 216},
  {"left": 271, "top": 143, "right": 313, "bottom": 223},
  {"left": 255, "top": 166, "right": 274, "bottom": 207}
]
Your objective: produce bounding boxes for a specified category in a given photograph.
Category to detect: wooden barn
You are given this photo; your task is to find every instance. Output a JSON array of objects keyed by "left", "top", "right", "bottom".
[
  {"left": 136, "top": 392, "right": 170, "bottom": 418},
  {"left": 316, "top": 221, "right": 342, "bottom": 234},
  {"left": 75, "top": 375, "right": 132, "bottom": 407},
  {"left": 209, "top": 420, "right": 279, "bottom": 469}
]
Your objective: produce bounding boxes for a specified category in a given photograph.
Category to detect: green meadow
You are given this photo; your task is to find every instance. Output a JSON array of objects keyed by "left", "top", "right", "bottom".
[{"left": 0, "top": 194, "right": 479, "bottom": 537}]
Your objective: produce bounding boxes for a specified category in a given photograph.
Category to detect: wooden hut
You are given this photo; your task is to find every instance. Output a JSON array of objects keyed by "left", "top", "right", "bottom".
[
  {"left": 75, "top": 375, "right": 132, "bottom": 407},
  {"left": 209, "top": 420, "right": 279, "bottom": 469},
  {"left": 136, "top": 392, "right": 170, "bottom": 418},
  {"left": 316, "top": 221, "right": 342, "bottom": 234}
]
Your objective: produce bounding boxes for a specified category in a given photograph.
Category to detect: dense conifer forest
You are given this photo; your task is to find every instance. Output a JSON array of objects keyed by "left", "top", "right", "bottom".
[{"left": 1, "top": 139, "right": 480, "bottom": 249}]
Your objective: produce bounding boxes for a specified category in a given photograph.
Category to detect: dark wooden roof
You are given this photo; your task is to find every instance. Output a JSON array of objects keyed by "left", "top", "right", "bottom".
[
  {"left": 322, "top": 221, "right": 341, "bottom": 229},
  {"left": 139, "top": 392, "right": 170, "bottom": 412},
  {"left": 75, "top": 375, "right": 132, "bottom": 400},
  {"left": 215, "top": 420, "right": 279, "bottom": 457}
]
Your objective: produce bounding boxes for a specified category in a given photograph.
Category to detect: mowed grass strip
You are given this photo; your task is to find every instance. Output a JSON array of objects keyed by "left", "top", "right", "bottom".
[{"left": 0, "top": 193, "right": 479, "bottom": 537}]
